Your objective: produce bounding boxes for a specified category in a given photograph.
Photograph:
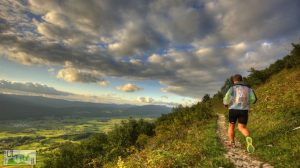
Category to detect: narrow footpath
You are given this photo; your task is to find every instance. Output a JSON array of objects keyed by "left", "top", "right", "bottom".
[{"left": 217, "top": 114, "right": 274, "bottom": 168}]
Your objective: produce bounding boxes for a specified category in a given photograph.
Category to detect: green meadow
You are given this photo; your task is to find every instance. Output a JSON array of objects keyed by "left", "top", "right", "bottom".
[{"left": 0, "top": 117, "right": 155, "bottom": 167}]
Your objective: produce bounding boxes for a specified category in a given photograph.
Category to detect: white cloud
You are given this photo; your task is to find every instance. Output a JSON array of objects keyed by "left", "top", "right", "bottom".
[
  {"left": 148, "top": 54, "right": 163, "bottom": 64},
  {"left": 137, "top": 96, "right": 154, "bottom": 103},
  {"left": 56, "top": 67, "right": 103, "bottom": 83},
  {"left": 228, "top": 42, "right": 247, "bottom": 51},
  {"left": 98, "top": 80, "right": 109, "bottom": 87},
  {"left": 195, "top": 47, "right": 213, "bottom": 56},
  {"left": 42, "top": 11, "right": 68, "bottom": 28},
  {"left": 116, "top": 83, "right": 142, "bottom": 92},
  {"left": 129, "top": 58, "right": 142, "bottom": 65}
]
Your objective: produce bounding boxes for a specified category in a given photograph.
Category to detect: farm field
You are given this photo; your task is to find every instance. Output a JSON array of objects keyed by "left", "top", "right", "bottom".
[{"left": 0, "top": 117, "right": 155, "bottom": 167}]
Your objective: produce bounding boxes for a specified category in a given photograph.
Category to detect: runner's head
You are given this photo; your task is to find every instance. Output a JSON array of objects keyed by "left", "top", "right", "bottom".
[{"left": 232, "top": 74, "right": 242, "bottom": 84}]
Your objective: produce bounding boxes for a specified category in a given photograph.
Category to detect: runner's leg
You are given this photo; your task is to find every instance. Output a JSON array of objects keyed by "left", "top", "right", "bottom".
[
  {"left": 228, "top": 109, "right": 237, "bottom": 144},
  {"left": 228, "top": 123, "right": 235, "bottom": 143},
  {"left": 238, "top": 124, "right": 250, "bottom": 137}
]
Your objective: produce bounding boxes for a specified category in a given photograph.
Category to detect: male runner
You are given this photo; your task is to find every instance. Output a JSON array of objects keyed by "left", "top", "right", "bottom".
[{"left": 223, "top": 74, "right": 257, "bottom": 153}]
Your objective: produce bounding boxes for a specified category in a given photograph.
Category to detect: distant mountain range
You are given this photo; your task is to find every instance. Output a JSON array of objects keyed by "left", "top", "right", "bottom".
[{"left": 0, "top": 94, "right": 172, "bottom": 120}]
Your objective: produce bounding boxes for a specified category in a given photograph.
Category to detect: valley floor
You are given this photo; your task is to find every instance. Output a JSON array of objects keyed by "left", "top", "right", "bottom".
[{"left": 0, "top": 117, "right": 155, "bottom": 167}]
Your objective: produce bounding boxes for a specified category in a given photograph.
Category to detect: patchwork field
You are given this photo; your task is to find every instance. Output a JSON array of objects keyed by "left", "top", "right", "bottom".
[{"left": 0, "top": 117, "right": 155, "bottom": 167}]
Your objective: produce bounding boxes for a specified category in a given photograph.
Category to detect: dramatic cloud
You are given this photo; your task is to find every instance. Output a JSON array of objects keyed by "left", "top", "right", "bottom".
[
  {"left": 116, "top": 83, "right": 142, "bottom": 92},
  {"left": 0, "top": 80, "right": 71, "bottom": 96},
  {"left": 1, "top": 0, "right": 300, "bottom": 99},
  {"left": 108, "top": 21, "right": 165, "bottom": 56},
  {"left": 216, "top": 1, "right": 300, "bottom": 42}
]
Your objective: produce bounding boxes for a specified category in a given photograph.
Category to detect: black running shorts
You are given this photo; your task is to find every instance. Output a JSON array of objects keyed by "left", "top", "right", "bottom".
[{"left": 228, "top": 109, "right": 248, "bottom": 125}]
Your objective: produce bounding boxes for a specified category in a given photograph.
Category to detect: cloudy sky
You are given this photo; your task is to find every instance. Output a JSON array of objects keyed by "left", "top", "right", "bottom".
[{"left": 0, "top": 0, "right": 300, "bottom": 106}]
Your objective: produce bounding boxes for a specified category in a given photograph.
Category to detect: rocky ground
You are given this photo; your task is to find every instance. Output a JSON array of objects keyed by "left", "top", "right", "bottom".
[{"left": 217, "top": 114, "right": 274, "bottom": 168}]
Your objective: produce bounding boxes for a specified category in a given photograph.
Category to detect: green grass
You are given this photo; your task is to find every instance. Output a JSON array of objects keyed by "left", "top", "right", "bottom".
[
  {"left": 235, "top": 68, "right": 300, "bottom": 168},
  {"left": 105, "top": 117, "right": 233, "bottom": 168}
]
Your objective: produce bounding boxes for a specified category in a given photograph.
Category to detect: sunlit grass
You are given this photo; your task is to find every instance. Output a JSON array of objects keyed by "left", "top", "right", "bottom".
[
  {"left": 235, "top": 69, "right": 300, "bottom": 167},
  {"left": 106, "top": 118, "right": 233, "bottom": 168}
]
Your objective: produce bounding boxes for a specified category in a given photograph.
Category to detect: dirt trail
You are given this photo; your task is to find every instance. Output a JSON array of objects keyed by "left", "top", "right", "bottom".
[{"left": 217, "top": 114, "right": 274, "bottom": 168}]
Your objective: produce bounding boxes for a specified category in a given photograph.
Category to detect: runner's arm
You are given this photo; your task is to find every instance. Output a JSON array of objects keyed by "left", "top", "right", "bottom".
[
  {"left": 249, "top": 88, "right": 257, "bottom": 104},
  {"left": 223, "top": 87, "right": 232, "bottom": 106}
]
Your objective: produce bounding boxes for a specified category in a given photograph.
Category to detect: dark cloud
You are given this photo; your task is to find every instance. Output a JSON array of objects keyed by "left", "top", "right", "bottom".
[
  {"left": 148, "top": 0, "right": 215, "bottom": 42},
  {"left": 217, "top": 0, "right": 300, "bottom": 42},
  {"left": 0, "top": 0, "right": 300, "bottom": 99},
  {"left": 0, "top": 79, "right": 71, "bottom": 96}
]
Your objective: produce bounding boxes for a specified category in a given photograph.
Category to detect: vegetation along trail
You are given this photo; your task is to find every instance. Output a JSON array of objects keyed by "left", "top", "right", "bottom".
[{"left": 217, "top": 114, "right": 273, "bottom": 168}]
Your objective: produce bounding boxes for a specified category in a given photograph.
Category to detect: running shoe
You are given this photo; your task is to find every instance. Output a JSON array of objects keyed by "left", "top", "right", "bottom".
[{"left": 246, "top": 136, "right": 255, "bottom": 153}]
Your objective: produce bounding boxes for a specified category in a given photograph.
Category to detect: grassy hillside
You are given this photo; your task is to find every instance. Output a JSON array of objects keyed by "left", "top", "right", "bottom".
[
  {"left": 238, "top": 68, "right": 300, "bottom": 167},
  {"left": 104, "top": 103, "right": 233, "bottom": 168},
  {"left": 109, "top": 120, "right": 232, "bottom": 168}
]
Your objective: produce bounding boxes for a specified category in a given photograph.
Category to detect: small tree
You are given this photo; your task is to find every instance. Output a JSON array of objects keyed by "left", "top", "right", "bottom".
[{"left": 201, "top": 94, "right": 210, "bottom": 103}]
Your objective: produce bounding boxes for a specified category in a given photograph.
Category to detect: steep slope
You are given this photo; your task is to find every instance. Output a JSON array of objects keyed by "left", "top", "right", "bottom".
[
  {"left": 104, "top": 103, "right": 234, "bottom": 168},
  {"left": 242, "top": 68, "right": 300, "bottom": 167}
]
